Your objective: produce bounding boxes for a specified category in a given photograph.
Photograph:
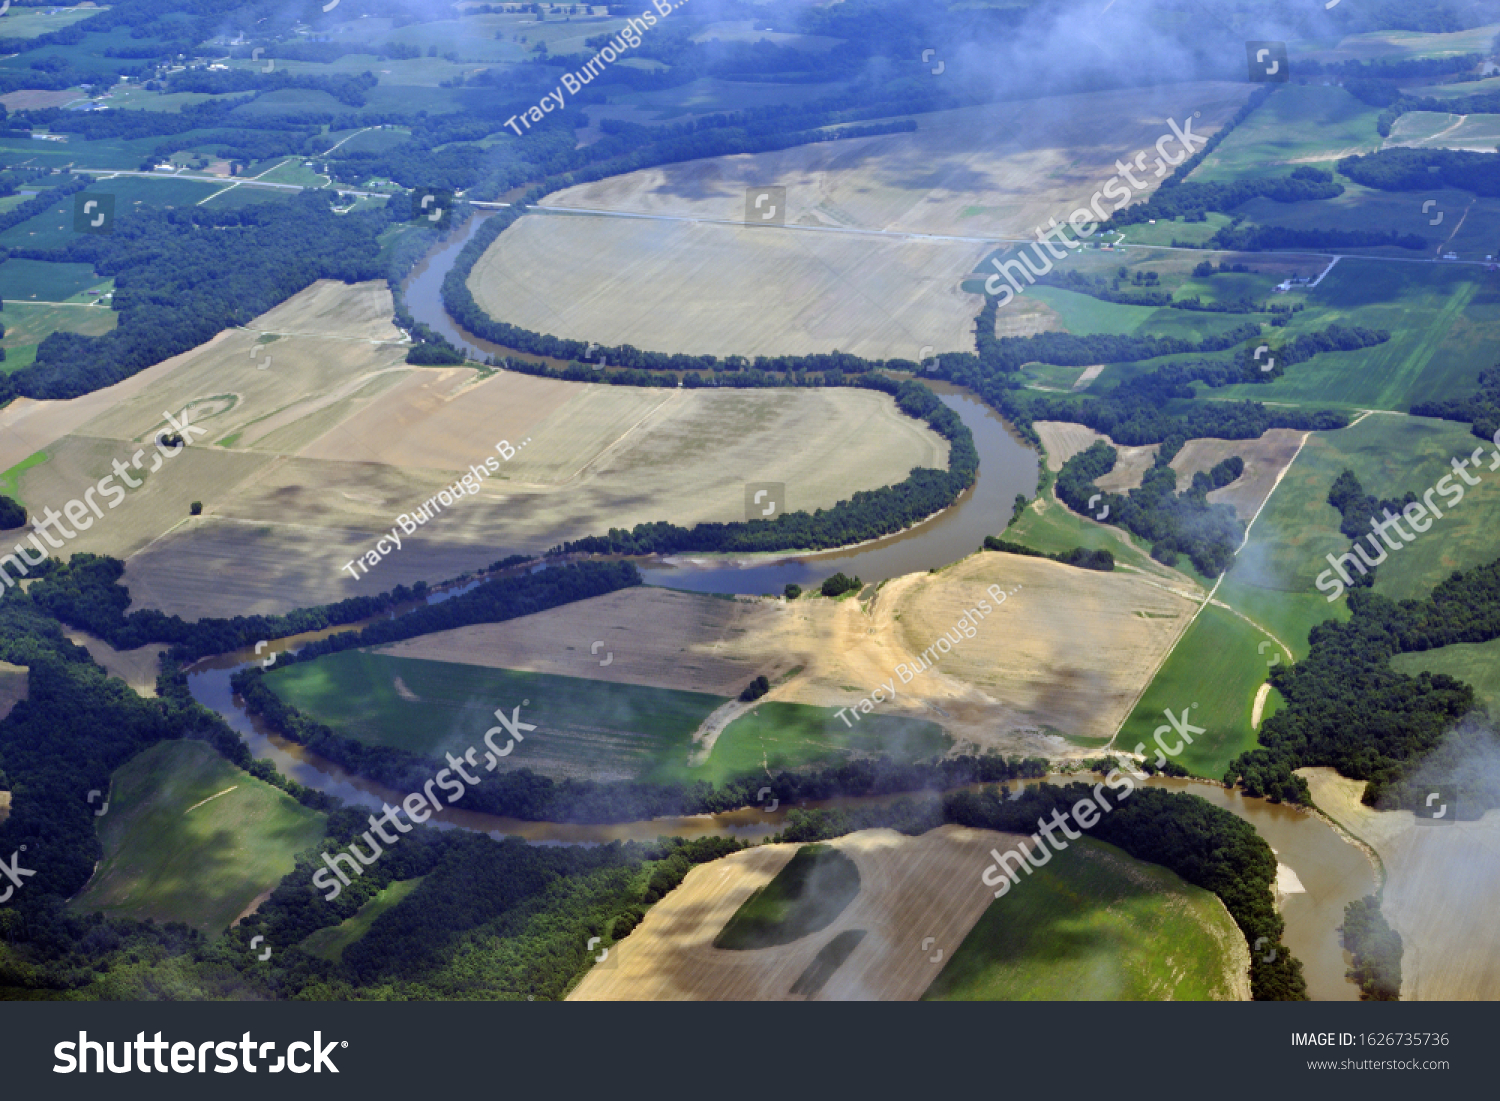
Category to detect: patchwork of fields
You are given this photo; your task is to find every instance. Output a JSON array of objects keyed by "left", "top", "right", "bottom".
[
  {"left": 1104, "top": 407, "right": 1500, "bottom": 783},
  {"left": 7, "top": 0, "right": 1500, "bottom": 1009},
  {"left": 571, "top": 827, "right": 1247, "bottom": 1001},
  {"left": 1213, "top": 264, "right": 1500, "bottom": 413}
]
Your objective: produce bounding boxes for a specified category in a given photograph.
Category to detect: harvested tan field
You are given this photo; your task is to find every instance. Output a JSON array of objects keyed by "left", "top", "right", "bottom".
[
  {"left": 8, "top": 434, "right": 273, "bottom": 560},
  {"left": 235, "top": 385, "right": 942, "bottom": 523},
  {"left": 297, "top": 367, "right": 568, "bottom": 470},
  {"left": 74, "top": 330, "right": 412, "bottom": 455},
  {"left": 468, "top": 213, "right": 987, "bottom": 359},
  {"left": 885, "top": 553, "right": 1192, "bottom": 744},
  {"left": 0, "top": 281, "right": 407, "bottom": 475},
  {"left": 0, "top": 89, "right": 79, "bottom": 110},
  {"left": 1031, "top": 421, "right": 1154, "bottom": 489},
  {"left": 545, "top": 83, "right": 1255, "bottom": 239},
  {"left": 245, "top": 279, "right": 404, "bottom": 342},
  {"left": 993, "top": 295, "right": 1066, "bottom": 337},
  {"left": 123, "top": 381, "right": 945, "bottom": 617},
  {"left": 1033, "top": 423, "right": 1305, "bottom": 514},
  {"left": 1301, "top": 767, "right": 1500, "bottom": 1000},
  {"left": 63, "top": 630, "right": 166, "bottom": 697},
  {"left": 569, "top": 826, "right": 1016, "bottom": 1001},
  {"left": 375, "top": 587, "right": 787, "bottom": 696},
  {"left": 1095, "top": 444, "right": 1158, "bottom": 493},
  {"left": 1175, "top": 429, "right": 1307, "bottom": 521},
  {"left": 121, "top": 518, "right": 497, "bottom": 618},
  {"left": 1035, "top": 421, "right": 1105, "bottom": 472},
  {"left": 406, "top": 553, "right": 1195, "bottom": 753},
  {"left": 0, "top": 336, "right": 224, "bottom": 474},
  {"left": 4, "top": 275, "right": 943, "bottom": 617},
  {"left": 0, "top": 660, "right": 27, "bottom": 723}
]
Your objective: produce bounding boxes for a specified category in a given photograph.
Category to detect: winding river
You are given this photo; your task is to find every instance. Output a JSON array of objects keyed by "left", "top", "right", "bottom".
[
  {"left": 184, "top": 217, "right": 1370, "bottom": 999},
  {"left": 400, "top": 213, "right": 1041, "bottom": 592}
]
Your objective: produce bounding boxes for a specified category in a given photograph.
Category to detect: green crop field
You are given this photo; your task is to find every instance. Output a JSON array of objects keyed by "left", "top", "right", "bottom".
[
  {"left": 0, "top": 259, "right": 110, "bottom": 301},
  {"left": 1295, "top": 24, "right": 1500, "bottom": 64},
  {"left": 1132, "top": 308, "right": 1252, "bottom": 344},
  {"left": 1405, "top": 75, "right": 1500, "bottom": 99},
  {"left": 923, "top": 837, "right": 1246, "bottom": 1000},
  {"left": 0, "top": 176, "right": 223, "bottom": 248},
  {"left": 1, "top": 132, "right": 200, "bottom": 173},
  {"left": 0, "top": 4, "right": 104, "bottom": 39},
  {"left": 1020, "top": 285, "right": 1155, "bottom": 335},
  {"left": 1116, "top": 603, "right": 1271, "bottom": 779},
  {"left": 1210, "top": 413, "right": 1500, "bottom": 702},
  {"left": 266, "top": 650, "right": 726, "bottom": 782},
  {"left": 1213, "top": 573, "right": 1345, "bottom": 663},
  {"left": 714, "top": 843, "right": 861, "bottom": 950},
  {"left": 1, "top": 300, "right": 117, "bottom": 372},
  {"left": 1213, "top": 262, "right": 1500, "bottom": 413},
  {"left": 1022, "top": 362, "right": 1089, "bottom": 390},
  {"left": 298, "top": 877, "right": 426, "bottom": 962},
  {"left": 231, "top": 88, "right": 349, "bottom": 117},
  {"left": 1224, "top": 184, "right": 1500, "bottom": 263},
  {"left": 1391, "top": 638, "right": 1500, "bottom": 713},
  {"left": 95, "top": 175, "right": 228, "bottom": 209},
  {"left": 1115, "top": 214, "right": 1229, "bottom": 248},
  {"left": 1193, "top": 85, "right": 1381, "bottom": 181},
  {"left": 1255, "top": 415, "right": 1500, "bottom": 601},
  {"left": 253, "top": 159, "right": 329, "bottom": 187},
  {"left": 332, "top": 127, "right": 413, "bottom": 155},
  {"left": 267, "top": 651, "right": 949, "bottom": 785},
  {"left": 0, "top": 451, "right": 48, "bottom": 500},
  {"left": 2, "top": 347, "right": 36, "bottom": 373},
  {"left": 0, "top": 24, "right": 163, "bottom": 68},
  {"left": 196, "top": 183, "right": 297, "bottom": 209},
  {"left": 71, "top": 741, "right": 326, "bottom": 938},
  {"left": 1001, "top": 493, "right": 1165, "bottom": 577},
  {"left": 93, "top": 87, "right": 225, "bottom": 113},
  {"left": 704, "top": 702, "right": 950, "bottom": 785}
]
